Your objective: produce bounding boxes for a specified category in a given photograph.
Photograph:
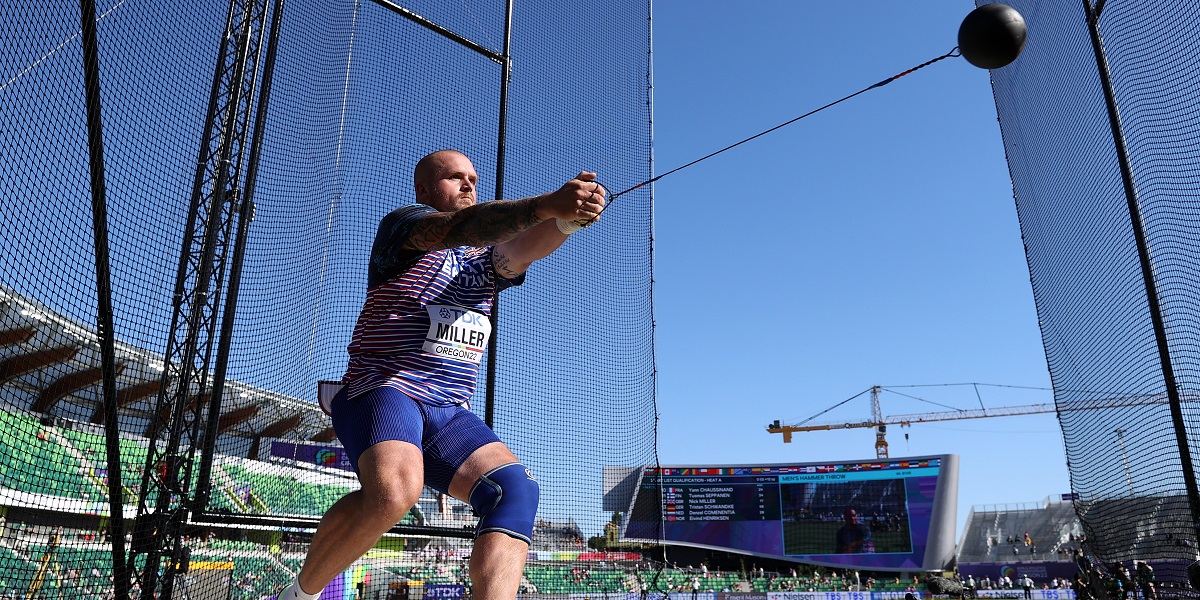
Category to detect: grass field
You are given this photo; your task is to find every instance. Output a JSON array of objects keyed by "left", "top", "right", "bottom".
[{"left": 782, "top": 521, "right": 912, "bottom": 555}]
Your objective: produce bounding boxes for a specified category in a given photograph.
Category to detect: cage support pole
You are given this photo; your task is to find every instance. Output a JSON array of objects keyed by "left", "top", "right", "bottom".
[
  {"left": 485, "top": 0, "right": 515, "bottom": 430},
  {"left": 76, "top": 0, "right": 131, "bottom": 596}
]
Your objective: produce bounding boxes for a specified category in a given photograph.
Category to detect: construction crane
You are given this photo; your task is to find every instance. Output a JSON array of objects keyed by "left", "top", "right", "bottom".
[{"left": 766, "top": 385, "right": 1170, "bottom": 459}]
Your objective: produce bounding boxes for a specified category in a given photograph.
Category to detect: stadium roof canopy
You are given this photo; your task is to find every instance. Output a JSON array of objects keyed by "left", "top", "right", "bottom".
[{"left": 0, "top": 285, "right": 333, "bottom": 452}]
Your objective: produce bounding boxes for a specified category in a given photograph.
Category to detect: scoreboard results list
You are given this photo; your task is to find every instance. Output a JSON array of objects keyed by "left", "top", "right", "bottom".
[
  {"left": 661, "top": 471, "right": 781, "bottom": 523},
  {"left": 622, "top": 458, "right": 952, "bottom": 571}
]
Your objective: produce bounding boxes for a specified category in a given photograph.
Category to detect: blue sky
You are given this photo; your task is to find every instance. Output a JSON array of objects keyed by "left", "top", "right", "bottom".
[{"left": 648, "top": 2, "right": 1067, "bottom": 536}]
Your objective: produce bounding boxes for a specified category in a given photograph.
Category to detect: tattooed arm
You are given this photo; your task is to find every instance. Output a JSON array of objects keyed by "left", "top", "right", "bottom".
[
  {"left": 401, "top": 196, "right": 545, "bottom": 252},
  {"left": 492, "top": 174, "right": 606, "bottom": 279},
  {"left": 491, "top": 220, "right": 564, "bottom": 279},
  {"left": 398, "top": 171, "right": 606, "bottom": 278}
]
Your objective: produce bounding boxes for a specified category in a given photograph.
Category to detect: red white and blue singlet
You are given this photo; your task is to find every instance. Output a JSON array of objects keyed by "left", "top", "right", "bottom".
[{"left": 341, "top": 204, "right": 524, "bottom": 407}]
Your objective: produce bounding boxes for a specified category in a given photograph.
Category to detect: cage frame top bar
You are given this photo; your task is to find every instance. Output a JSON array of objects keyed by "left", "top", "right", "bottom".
[{"left": 368, "top": 0, "right": 504, "bottom": 64}]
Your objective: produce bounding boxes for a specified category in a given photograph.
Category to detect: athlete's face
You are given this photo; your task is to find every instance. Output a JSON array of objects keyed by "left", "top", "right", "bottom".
[{"left": 417, "top": 151, "right": 478, "bottom": 212}]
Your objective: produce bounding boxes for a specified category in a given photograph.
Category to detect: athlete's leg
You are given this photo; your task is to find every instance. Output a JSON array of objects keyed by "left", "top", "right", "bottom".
[
  {"left": 421, "top": 404, "right": 536, "bottom": 600},
  {"left": 448, "top": 442, "right": 533, "bottom": 600},
  {"left": 287, "top": 387, "right": 427, "bottom": 596},
  {"left": 297, "top": 440, "right": 424, "bottom": 593}
]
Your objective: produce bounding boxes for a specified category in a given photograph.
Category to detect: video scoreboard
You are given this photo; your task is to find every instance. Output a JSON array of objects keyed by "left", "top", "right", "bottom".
[{"left": 621, "top": 455, "right": 958, "bottom": 571}]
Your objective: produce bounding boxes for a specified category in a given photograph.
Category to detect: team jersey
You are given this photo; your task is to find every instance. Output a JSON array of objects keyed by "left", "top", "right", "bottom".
[{"left": 341, "top": 204, "right": 524, "bottom": 407}]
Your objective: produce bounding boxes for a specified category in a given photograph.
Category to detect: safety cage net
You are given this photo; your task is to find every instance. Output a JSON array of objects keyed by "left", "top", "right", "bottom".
[
  {"left": 1, "top": 0, "right": 657, "bottom": 597},
  {"left": 987, "top": 0, "right": 1200, "bottom": 588}
]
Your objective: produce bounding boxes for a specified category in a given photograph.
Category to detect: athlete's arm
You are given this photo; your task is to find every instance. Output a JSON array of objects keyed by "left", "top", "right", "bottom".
[
  {"left": 493, "top": 174, "right": 606, "bottom": 279},
  {"left": 491, "top": 220, "right": 570, "bottom": 280},
  {"left": 402, "top": 172, "right": 604, "bottom": 253}
]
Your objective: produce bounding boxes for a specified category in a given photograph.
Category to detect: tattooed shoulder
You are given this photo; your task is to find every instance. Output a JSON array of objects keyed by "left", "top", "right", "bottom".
[{"left": 403, "top": 214, "right": 454, "bottom": 251}]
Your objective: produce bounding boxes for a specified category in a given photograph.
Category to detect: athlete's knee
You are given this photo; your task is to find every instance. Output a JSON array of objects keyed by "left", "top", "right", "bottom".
[
  {"left": 359, "top": 475, "right": 422, "bottom": 526},
  {"left": 468, "top": 462, "right": 539, "bottom": 544},
  {"left": 359, "top": 487, "right": 419, "bottom": 526}
]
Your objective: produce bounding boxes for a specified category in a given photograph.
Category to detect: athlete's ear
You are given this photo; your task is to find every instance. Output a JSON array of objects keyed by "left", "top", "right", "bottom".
[{"left": 415, "top": 181, "right": 428, "bottom": 203}]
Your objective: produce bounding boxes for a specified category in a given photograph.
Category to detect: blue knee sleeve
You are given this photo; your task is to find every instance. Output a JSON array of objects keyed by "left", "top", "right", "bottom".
[{"left": 469, "top": 463, "right": 539, "bottom": 544}]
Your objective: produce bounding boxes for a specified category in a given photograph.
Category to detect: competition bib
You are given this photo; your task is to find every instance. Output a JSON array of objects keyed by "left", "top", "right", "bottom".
[{"left": 422, "top": 304, "right": 491, "bottom": 364}]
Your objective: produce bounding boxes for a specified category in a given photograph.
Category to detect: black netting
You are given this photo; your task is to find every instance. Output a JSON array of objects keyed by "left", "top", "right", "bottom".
[
  {"left": 988, "top": 0, "right": 1200, "bottom": 583},
  {"left": 2, "top": 0, "right": 654, "bottom": 597}
]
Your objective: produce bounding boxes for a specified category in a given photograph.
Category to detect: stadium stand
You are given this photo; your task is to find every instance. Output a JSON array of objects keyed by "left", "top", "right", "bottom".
[
  {"left": 0, "top": 402, "right": 381, "bottom": 517},
  {"left": 0, "top": 546, "right": 41, "bottom": 594},
  {"left": 219, "top": 462, "right": 353, "bottom": 518},
  {"left": 957, "top": 496, "right": 1084, "bottom": 563},
  {"left": 0, "top": 512, "right": 974, "bottom": 600},
  {"left": 523, "top": 564, "right": 627, "bottom": 594},
  {"left": 1076, "top": 495, "right": 1195, "bottom": 560},
  {"left": 0, "top": 411, "right": 90, "bottom": 501},
  {"left": 0, "top": 284, "right": 333, "bottom": 446},
  {"left": 531, "top": 517, "right": 586, "bottom": 552}
]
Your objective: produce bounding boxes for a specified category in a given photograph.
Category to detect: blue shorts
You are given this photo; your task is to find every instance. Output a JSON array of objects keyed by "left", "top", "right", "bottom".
[{"left": 330, "top": 386, "right": 500, "bottom": 493}]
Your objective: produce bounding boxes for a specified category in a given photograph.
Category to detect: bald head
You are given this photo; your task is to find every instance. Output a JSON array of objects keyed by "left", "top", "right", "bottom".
[
  {"left": 414, "top": 149, "right": 467, "bottom": 188},
  {"left": 413, "top": 149, "right": 478, "bottom": 212}
]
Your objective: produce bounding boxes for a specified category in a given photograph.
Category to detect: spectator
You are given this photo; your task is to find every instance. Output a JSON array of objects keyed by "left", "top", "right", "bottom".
[
  {"left": 1136, "top": 560, "right": 1157, "bottom": 600},
  {"left": 1113, "top": 563, "right": 1133, "bottom": 600},
  {"left": 1088, "top": 567, "right": 1107, "bottom": 600},
  {"left": 1072, "top": 575, "right": 1089, "bottom": 600}
]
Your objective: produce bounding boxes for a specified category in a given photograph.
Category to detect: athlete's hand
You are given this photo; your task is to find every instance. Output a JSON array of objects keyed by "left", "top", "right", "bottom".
[{"left": 539, "top": 172, "right": 606, "bottom": 223}]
